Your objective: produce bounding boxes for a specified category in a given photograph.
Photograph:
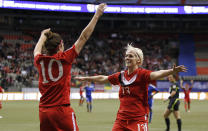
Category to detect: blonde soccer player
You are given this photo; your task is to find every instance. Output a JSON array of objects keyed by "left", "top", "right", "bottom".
[{"left": 75, "top": 44, "right": 187, "bottom": 131}]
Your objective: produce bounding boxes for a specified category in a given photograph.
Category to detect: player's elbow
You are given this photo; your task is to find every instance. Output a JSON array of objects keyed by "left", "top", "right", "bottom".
[
  {"left": 96, "top": 76, "right": 108, "bottom": 84},
  {"left": 80, "top": 31, "right": 91, "bottom": 42},
  {"left": 80, "top": 34, "right": 88, "bottom": 42}
]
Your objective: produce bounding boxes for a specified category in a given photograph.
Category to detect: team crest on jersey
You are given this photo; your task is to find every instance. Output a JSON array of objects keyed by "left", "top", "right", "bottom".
[{"left": 172, "top": 85, "right": 176, "bottom": 89}]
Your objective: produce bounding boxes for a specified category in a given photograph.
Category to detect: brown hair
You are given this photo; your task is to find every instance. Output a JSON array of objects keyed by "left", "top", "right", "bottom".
[
  {"left": 44, "top": 31, "right": 62, "bottom": 55},
  {"left": 172, "top": 73, "right": 179, "bottom": 81}
]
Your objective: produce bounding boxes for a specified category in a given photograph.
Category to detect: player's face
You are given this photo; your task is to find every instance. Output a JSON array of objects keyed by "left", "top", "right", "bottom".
[
  {"left": 168, "top": 75, "right": 174, "bottom": 82},
  {"left": 86, "top": 81, "right": 90, "bottom": 86},
  {"left": 125, "top": 51, "right": 139, "bottom": 68},
  {"left": 185, "top": 83, "right": 189, "bottom": 89}
]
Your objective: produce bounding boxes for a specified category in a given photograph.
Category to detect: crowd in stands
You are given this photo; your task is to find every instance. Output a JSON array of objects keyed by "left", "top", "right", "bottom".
[
  {"left": 0, "top": 30, "right": 178, "bottom": 91},
  {"left": 76, "top": 32, "right": 178, "bottom": 75}
]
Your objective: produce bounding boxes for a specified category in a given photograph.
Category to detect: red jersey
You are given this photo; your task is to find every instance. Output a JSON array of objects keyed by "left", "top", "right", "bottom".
[
  {"left": 183, "top": 88, "right": 192, "bottom": 99},
  {"left": 0, "top": 86, "right": 3, "bottom": 93},
  {"left": 80, "top": 86, "right": 84, "bottom": 96},
  {"left": 108, "top": 68, "right": 152, "bottom": 120},
  {"left": 34, "top": 45, "right": 78, "bottom": 107}
]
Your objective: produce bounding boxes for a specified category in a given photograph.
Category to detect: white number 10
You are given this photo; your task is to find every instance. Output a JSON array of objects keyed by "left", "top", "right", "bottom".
[{"left": 40, "top": 59, "right": 63, "bottom": 84}]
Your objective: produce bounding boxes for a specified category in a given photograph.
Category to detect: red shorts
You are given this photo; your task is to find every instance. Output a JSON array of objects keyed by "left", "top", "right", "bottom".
[
  {"left": 112, "top": 118, "right": 148, "bottom": 131},
  {"left": 184, "top": 98, "right": 190, "bottom": 103},
  {"left": 0, "top": 102, "right": 2, "bottom": 109},
  {"left": 39, "top": 105, "right": 79, "bottom": 131}
]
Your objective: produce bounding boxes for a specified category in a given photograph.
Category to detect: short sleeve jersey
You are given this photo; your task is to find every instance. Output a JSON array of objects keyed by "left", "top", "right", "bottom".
[
  {"left": 34, "top": 45, "right": 78, "bottom": 107},
  {"left": 169, "top": 82, "right": 180, "bottom": 100},
  {"left": 108, "top": 68, "right": 152, "bottom": 120},
  {"left": 84, "top": 86, "right": 94, "bottom": 97}
]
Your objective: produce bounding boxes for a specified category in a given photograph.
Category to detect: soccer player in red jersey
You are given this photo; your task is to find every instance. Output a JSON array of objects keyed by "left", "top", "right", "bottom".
[
  {"left": 79, "top": 83, "right": 84, "bottom": 106},
  {"left": 33, "top": 3, "right": 106, "bottom": 131},
  {"left": 0, "top": 86, "right": 4, "bottom": 119},
  {"left": 75, "top": 44, "right": 187, "bottom": 131},
  {"left": 0, "top": 86, "right": 4, "bottom": 110},
  {"left": 180, "top": 79, "right": 193, "bottom": 112}
]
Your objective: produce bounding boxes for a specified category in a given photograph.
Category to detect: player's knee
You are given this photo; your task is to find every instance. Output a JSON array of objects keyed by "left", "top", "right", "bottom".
[
  {"left": 174, "top": 111, "right": 180, "bottom": 119},
  {"left": 175, "top": 114, "right": 181, "bottom": 119},
  {"left": 164, "top": 111, "right": 170, "bottom": 118},
  {"left": 164, "top": 113, "right": 167, "bottom": 118}
]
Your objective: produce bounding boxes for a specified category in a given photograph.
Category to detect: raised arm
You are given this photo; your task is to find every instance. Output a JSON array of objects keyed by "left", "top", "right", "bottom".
[
  {"left": 75, "top": 75, "right": 109, "bottom": 84},
  {"left": 33, "top": 28, "right": 51, "bottom": 57},
  {"left": 190, "top": 80, "right": 194, "bottom": 89},
  {"left": 74, "top": 3, "right": 106, "bottom": 54},
  {"left": 150, "top": 65, "right": 187, "bottom": 80},
  {"left": 180, "top": 79, "right": 185, "bottom": 89}
]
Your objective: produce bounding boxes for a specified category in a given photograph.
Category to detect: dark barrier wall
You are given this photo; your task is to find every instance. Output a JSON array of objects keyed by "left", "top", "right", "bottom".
[{"left": 179, "top": 34, "right": 197, "bottom": 76}]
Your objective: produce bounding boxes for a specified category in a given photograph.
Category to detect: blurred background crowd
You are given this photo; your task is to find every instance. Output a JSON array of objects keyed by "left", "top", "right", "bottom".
[{"left": 0, "top": 30, "right": 178, "bottom": 90}]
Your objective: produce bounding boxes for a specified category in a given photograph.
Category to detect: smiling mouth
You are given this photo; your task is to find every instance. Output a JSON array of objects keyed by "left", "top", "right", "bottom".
[{"left": 125, "top": 61, "right": 131, "bottom": 65}]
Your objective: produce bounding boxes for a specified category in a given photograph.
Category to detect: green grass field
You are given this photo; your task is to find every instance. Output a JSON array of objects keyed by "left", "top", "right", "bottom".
[{"left": 0, "top": 99, "right": 208, "bottom": 131}]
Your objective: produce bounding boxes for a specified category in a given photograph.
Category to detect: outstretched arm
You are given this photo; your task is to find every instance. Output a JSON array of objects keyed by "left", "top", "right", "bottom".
[
  {"left": 75, "top": 75, "right": 109, "bottom": 84},
  {"left": 74, "top": 3, "right": 106, "bottom": 54},
  {"left": 150, "top": 65, "right": 187, "bottom": 80},
  {"left": 33, "top": 28, "right": 50, "bottom": 57}
]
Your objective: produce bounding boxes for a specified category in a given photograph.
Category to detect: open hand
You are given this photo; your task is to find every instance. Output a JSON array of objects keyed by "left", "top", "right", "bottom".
[
  {"left": 41, "top": 28, "right": 51, "bottom": 35},
  {"left": 173, "top": 65, "right": 187, "bottom": 73}
]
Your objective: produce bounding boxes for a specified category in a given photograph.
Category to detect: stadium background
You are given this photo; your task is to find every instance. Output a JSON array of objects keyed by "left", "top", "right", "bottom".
[{"left": 0, "top": 0, "right": 208, "bottom": 131}]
